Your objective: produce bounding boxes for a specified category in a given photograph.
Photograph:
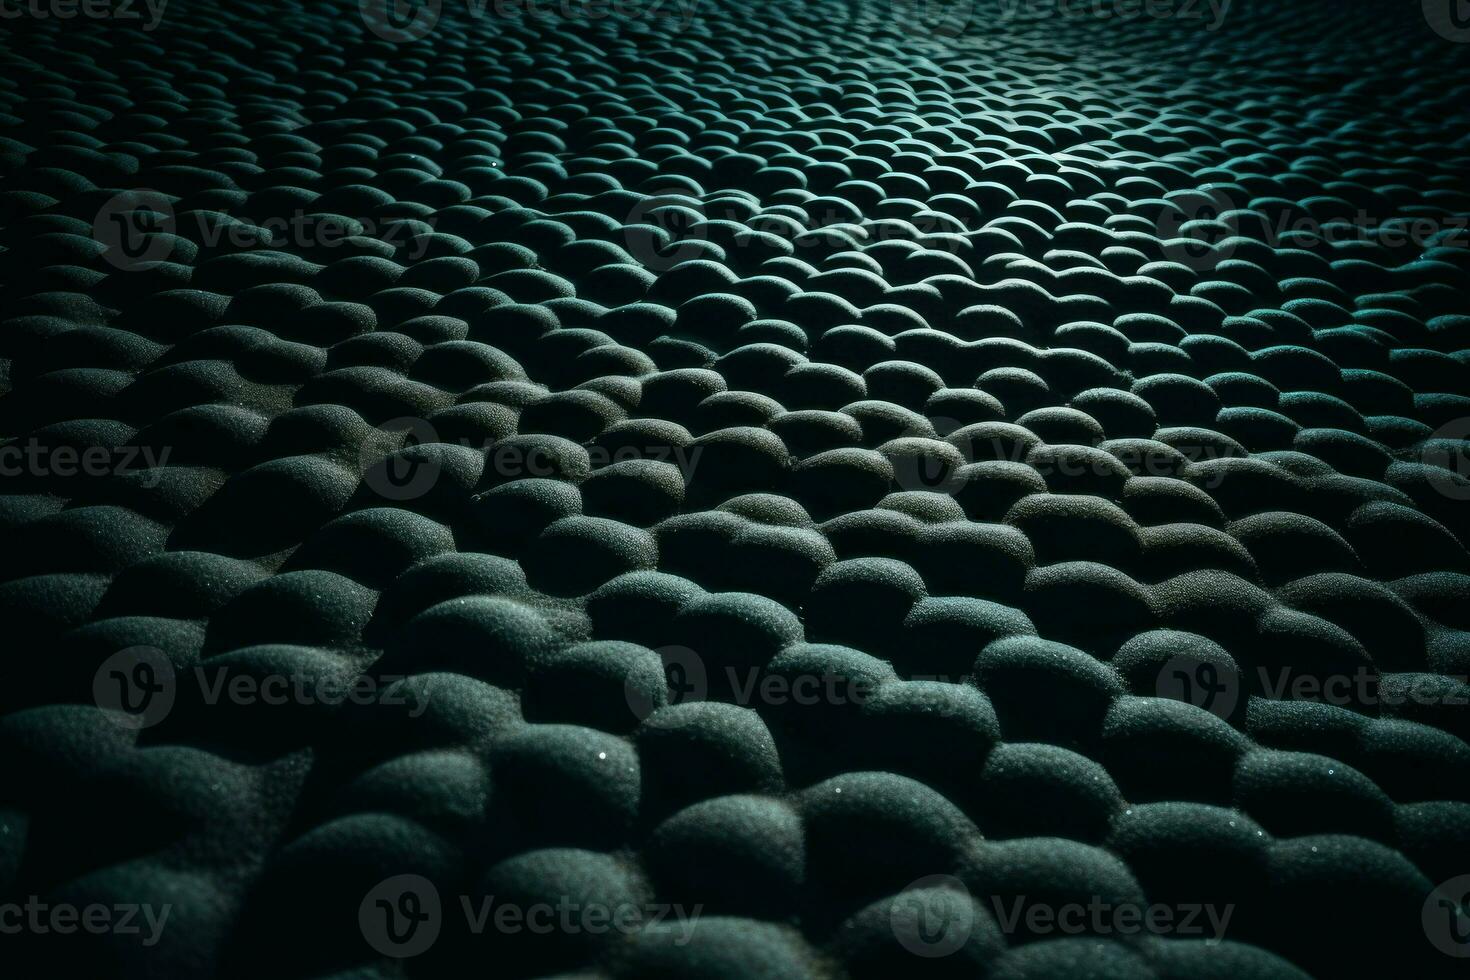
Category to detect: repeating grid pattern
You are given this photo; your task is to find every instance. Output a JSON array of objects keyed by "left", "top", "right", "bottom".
[{"left": 1, "top": 1, "right": 1469, "bottom": 977}]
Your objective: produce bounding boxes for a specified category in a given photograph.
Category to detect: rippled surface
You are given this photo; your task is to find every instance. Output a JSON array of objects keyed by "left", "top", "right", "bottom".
[{"left": 2, "top": 0, "right": 1469, "bottom": 976}]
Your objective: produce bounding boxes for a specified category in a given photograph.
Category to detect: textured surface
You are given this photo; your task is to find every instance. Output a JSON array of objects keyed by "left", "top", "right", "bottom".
[{"left": 3, "top": 0, "right": 1470, "bottom": 976}]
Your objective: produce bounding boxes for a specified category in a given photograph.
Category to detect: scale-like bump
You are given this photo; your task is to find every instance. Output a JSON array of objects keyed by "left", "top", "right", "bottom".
[
  {"left": 648, "top": 795, "right": 804, "bottom": 917},
  {"left": 379, "top": 596, "right": 560, "bottom": 686},
  {"left": 801, "top": 771, "right": 978, "bottom": 911}
]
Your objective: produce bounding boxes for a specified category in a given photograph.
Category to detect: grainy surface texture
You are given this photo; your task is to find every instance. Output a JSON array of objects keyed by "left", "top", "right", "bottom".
[{"left": 2, "top": 0, "right": 1470, "bottom": 976}]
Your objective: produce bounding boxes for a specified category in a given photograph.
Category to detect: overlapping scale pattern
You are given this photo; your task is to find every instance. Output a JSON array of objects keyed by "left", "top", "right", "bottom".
[{"left": 2, "top": 0, "right": 1469, "bottom": 976}]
